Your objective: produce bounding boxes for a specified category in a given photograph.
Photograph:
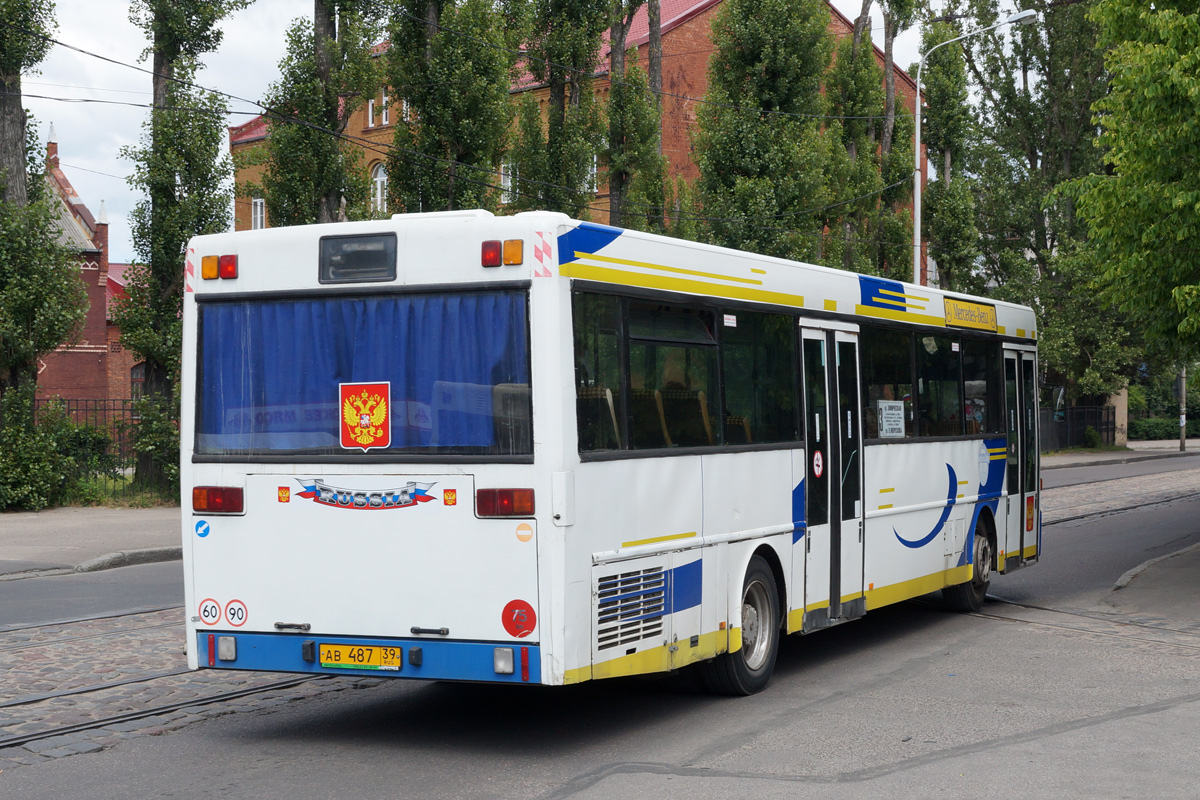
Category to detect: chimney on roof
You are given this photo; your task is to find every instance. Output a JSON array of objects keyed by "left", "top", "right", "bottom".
[
  {"left": 47, "top": 122, "right": 58, "bottom": 167},
  {"left": 94, "top": 200, "right": 109, "bottom": 282}
]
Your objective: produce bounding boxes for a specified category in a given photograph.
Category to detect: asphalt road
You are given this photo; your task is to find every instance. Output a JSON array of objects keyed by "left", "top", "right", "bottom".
[{"left": 0, "top": 561, "right": 183, "bottom": 629}]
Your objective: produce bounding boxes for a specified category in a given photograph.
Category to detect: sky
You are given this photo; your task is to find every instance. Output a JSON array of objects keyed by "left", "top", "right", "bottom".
[{"left": 24, "top": 0, "right": 930, "bottom": 264}]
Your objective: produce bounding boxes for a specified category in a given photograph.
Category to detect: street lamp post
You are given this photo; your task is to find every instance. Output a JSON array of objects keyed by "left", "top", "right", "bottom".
[{"left": 912, "top": 8, "right": 1037, "bottom": 286}]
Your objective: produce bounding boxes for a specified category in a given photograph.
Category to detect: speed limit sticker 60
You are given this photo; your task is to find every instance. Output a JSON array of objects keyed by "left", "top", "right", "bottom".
[
  {"left": 198, "top": 598, "right": 221, "bottom": 626},
  {"left": 224, "top": 599, "right": 248, "bottom": 627}
]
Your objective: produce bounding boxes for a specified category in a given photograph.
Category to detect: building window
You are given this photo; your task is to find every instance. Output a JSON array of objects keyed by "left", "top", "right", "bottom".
[
  {"left": 131, "top": 362, "right": 145, "bottom": 402},
  {"left": 367, "top": 99, "right": 375, "bottom": 128},
  {"left": 251, "top": 197, "right": 265, "bottom": 230},
  {"left": 381, "top": 92, "right": 389, "bottom": 125},
  {"left": 372, "top": 162, "right": 388, "bottom": 213},
  {"left": 588, "top": 153, "right": 599, "bottom": 195}
]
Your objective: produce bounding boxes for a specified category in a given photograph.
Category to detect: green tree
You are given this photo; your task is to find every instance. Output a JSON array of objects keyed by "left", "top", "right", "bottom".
[
  {"left": 0, "top": 0, "right": 54, "bottom": 208},
  {"left": 0, "top": 121, "right": 86, "bottom": 401},
  {"left": 255, "top": 3, "right": 382, "bottom": 225},
  {"left": 119, "top": 0, "right": 246, "bottom": 492},
  {"left": 694, "top": 0, "right": 833, "bottom": 261},
  {"left": 1068, "top": 0, "right": 1200, "bottom": 346},
  {"left": 386, "top": 0, "right": 520, "bottom": 213},
  {"left": 915, "top": 20, "right": 977, "bottom": 292},
  {"left": 826, "top": 26, "right": 884, "bottom": 273},
  {"left": 506, "top": 0, "right": 609, "bottom": 216},
  {"left": 607, "top": 48, "right": 667, "bottom": 232},
  {"left": 957, "top": 0, "right": 1133, "bottom": 397}
]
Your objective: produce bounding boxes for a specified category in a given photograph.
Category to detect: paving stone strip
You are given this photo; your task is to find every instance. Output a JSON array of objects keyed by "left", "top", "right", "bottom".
[
  {"left": 0, "top": 609, "right": 378, "bottom": 771},
  {"left": 1042, "top": 467, "right": 1200, "bottom": 523}
]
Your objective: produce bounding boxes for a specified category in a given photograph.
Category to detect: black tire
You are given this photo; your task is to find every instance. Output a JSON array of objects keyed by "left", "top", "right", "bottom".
[
  {"left": 944, "top": 524, "right": 993, "bottom": 612},
  {"left": 702, "top": 555, "right": 780, "bottom": 696}
]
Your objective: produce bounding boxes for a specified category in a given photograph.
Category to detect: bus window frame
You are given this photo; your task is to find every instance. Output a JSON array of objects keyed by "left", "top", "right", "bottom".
[{"left": 190, "top": 282, "right": 535, "bottom": 465}]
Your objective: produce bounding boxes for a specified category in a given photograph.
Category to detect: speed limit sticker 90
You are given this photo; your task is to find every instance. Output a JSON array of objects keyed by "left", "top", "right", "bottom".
[
  {"left": 224, "top": 599, "right": 248, "bottom": 627},
  {"left": 198, "top": 598, "right": 221, "bottom": 626}
]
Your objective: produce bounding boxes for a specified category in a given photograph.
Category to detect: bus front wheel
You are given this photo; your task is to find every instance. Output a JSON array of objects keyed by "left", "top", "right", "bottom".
[
  {"left": 944, "top": 524, "right": 992, "bottom": 612},
  {"left": 702, "top": 555, "right": 779, "bottom": 696}
]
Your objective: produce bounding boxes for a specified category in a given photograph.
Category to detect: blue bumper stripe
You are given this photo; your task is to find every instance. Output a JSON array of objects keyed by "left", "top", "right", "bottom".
[{"left": 197, "top": 632, "right": 542, "bottom": 684}]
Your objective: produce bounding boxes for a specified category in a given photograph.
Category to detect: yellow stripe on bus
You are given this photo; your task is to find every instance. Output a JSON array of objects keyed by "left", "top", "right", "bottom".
[
  {"left": 562, "top": 262, "right": 806, "bottom": 309},
  {"left": 855, "top": 304, "right": 947, "bottom": 327},
  {"left": 620, "top": 531, "right": 697, "bottom": 549},
  {"left": 573, "top": 251, "right": 764, "bottom": 286}
]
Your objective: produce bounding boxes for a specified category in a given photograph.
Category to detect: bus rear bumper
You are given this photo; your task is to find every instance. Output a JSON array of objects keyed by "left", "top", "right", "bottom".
[{"left": 195, "top": 631, "right": 542, "bottom": 684}]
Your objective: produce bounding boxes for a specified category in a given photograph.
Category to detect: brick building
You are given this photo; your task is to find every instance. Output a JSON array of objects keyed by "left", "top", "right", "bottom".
[
  {"left": 37, "top": 128, "right": 142, "bottom": 403},
  {"left": 231, "top": 0, "right": 927, "bottom": 275}
]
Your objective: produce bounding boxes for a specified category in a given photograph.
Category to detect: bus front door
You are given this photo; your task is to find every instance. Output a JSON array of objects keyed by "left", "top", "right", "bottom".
[
  {"left": 1003, "top": 349, "right": 1039, "bottom": 570},
  {"left": 800, "top": 327, "right": 865, "bottom": 631}
]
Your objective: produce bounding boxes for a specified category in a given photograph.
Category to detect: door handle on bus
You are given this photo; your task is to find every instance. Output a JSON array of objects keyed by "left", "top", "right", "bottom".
[
  {"left": 274, "top": 622, "right": 311, "bottom": 632},
  {"left": 411, "top": 626, "right": 450, "bottom": 636}
]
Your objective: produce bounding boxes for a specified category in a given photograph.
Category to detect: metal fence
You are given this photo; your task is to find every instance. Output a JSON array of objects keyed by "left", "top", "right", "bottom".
[
  {"left": 33, "top": 398, "right": 151, "bottom": 500},
  {"left": 1040, "top": 405, "right": 1115, "bottom": 452}
]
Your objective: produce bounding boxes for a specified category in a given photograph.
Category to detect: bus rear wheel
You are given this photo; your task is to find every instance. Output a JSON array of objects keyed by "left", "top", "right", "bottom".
[
  {"left": 702, "top": 555, "right": 780, "bottom": 696},
  {"left": 944, "top": 524, "right": 992, "bottom": 612}
]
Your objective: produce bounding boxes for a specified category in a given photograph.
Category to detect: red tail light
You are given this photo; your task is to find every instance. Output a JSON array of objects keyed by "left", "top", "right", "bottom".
[
  {"left": 193, "top": 486, "right": 244, "bottom": 514},
  {"left": 481, "top": 240, "right": 502, "bottom": 267},
  {"left": 218, "top": 254, "right": 238, "bottom": 279},
  {"left": 476, "top": 488, "right": 534, "bottom": 517}
]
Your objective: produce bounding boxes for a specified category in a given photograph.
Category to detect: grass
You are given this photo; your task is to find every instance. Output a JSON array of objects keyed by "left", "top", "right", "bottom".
[{"left": 65, "top": 474, "right": 179, "bottom": 508}]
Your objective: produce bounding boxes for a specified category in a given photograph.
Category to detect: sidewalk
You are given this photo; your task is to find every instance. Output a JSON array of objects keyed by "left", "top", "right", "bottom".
[
  {"left": 0, "top": 506, "right": 180, "bottom": 579},
  {"left": 1042, "top": 437, "right": 1200, "bottom": 469}
]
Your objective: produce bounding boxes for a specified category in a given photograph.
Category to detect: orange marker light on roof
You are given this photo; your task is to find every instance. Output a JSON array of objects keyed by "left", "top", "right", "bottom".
[
  {"left": 218, "top": 254, "right": 238, "bottom": 279},
  {"left": 481, "top": 240, "right": 502, "bottom": 267},
  {"left": 201, "top": 255, "right": 219, "bottom": 280},
  {"left": 503, "top": 239, "right": 523, "bottom": 265}
]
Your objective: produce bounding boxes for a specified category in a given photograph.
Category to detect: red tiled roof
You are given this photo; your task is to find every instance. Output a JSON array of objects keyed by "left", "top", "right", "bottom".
[
  {"left": 106, "top": 263, "right": 132, "bottom": 320},
  {"left": 229, "top": 115, "right": 268, "bottom": 146}
]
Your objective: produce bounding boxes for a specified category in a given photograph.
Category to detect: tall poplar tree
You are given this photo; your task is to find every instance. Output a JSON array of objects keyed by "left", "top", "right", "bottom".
[
  {"left": 506, "top": 0, "right": 608, "bottom": 216},
  {"left": 694, "top": 0, "right": 833, "bottom": 261},
  {"left": 0, "top": 0, "right": 54, "bottom": 208},
  {"left": 385, "top": 0, "right": 521, "bottom": 212},
  {"left": 117, "top": 0, "right": 247, "bottom": 491},
  {"left": 916, "top": 20, "right": 977, "bottom": 292},
  {"left": 256, "top": 2, "right": 382, "bottom": 226}
]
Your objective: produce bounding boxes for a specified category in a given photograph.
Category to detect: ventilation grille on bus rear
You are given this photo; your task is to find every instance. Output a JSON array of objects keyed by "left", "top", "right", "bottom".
[{"left": 596, "top": 567, "right": 666, "bottom": 651}]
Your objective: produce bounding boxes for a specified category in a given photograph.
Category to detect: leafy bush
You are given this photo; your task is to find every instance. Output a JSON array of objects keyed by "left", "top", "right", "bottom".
[
  {"left": 0, "top": 387, "right": 120, "bottom": 510},
  {"left": 1129, "top": 416, "right": 1200, "bottom": 440},
  {"left": 1083, "top": 425, "right": 1102, "bottom": 448}
]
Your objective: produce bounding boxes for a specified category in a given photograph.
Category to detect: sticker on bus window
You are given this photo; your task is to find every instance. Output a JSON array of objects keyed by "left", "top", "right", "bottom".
[{"left": 340, "top": 382, "right": 391, "bottom": 451}]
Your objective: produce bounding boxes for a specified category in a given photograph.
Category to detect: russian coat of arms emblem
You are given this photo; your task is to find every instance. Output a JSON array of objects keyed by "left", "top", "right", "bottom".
[{"left": 340, "top": 382, "right": 391, "bottom": 451}]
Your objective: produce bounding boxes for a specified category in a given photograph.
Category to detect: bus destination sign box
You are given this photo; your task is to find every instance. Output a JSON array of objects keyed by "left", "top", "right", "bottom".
[{"left": 943, "top": 298, "right": 997, "bottom": 332}]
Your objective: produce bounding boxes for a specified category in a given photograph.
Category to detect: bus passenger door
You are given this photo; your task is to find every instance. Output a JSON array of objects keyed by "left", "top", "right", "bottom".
[
  {"left": 1003, "top": 350, "right": 1039, "bottom": 570},
  {"left": 800, "top": 327, "right": 864, "bottom": 630}
]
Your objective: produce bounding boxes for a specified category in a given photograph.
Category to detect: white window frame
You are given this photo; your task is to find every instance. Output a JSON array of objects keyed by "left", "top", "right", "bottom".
[
  {"left": 251, "top": 197, "right": 265, "bottom": 230},
  {"left": 500, "top": 160, "right": 515, "bottom": 204},
  {"left": 382, "top": 92, "right": 389, "bottom": 126},
  {"left": 367, "top": 99, "right": 375, "bottom": 128},
  {"left": 372, "top": 163, "right": 388, "bottom": 214}
]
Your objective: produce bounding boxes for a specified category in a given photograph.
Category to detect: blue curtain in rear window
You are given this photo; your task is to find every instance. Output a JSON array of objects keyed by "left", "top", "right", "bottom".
[{"left": 197, "top": 292, "right": 529, "bottom": 454}]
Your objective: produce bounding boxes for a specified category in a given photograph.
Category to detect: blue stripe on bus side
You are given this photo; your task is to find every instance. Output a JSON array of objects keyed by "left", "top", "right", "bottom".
[
  {"left": 670, "top": 558, "right": 702, "bottom": 613},
  {"left": 792, "top": 477, "right": 806, "bottom": 542},
  {"left": 557, "top": 222, "right": 624, "bottom": 265},
  {"left": 959, "top": 436, "right": 1008, "bottom": 568},
  {"left": 196, "top": 632, "right": 542, "bottom": 684}
]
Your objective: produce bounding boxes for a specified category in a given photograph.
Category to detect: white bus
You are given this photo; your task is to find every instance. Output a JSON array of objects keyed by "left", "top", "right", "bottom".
[{"left": 181, "top": 210, "right": 1039, "bottom": 695}]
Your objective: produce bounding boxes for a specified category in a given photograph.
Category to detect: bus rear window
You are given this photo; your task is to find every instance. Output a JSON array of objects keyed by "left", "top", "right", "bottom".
[{"left": 195, "top": 290, "right": 531, "bottom": 457}]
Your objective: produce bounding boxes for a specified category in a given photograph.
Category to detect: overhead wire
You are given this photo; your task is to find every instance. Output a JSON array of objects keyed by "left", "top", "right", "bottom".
[{"left": 5, "top": 18, "right": 922, "bottom": 248}]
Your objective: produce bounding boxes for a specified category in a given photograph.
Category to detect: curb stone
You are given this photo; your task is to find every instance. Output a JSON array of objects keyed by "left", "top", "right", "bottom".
[
  {"left": 74, "top": 547, "right": 182, "bottom": 573},
  {"left": 1113, "top": 540, "right": 1200, "bottom": 591}
]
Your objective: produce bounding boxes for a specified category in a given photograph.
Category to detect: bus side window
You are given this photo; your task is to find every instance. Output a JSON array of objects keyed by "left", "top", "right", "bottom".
[
  {"left": 573, "top": 293, "right": 624, "bottom": 451},
  {"left": 860, "top": 325, "right": 914, "bottom": 440},
  {"left": 916, "top": 334, "right": 962, "bottom": 438},
  {"left": 720, "top": 310, "right": 798, "bottom": 444}
]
